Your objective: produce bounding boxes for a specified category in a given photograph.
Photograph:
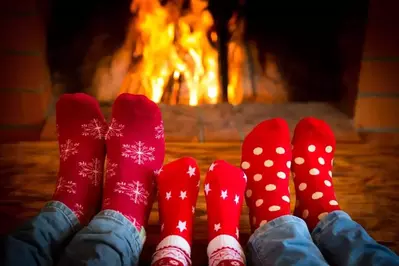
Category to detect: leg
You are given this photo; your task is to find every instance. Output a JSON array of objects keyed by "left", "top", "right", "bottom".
[
  {"left": 58, "top": 93, "right": 165, "bottom": 265},
  {"left": 1, "top": 93, "right": 107, "bottom": 266},
  {"left": 1, "top": 201, "right": 80, "bottom": 266},
  {"left": 151, "top": 157, "right": 200, "bottom": 266},
  {"left": 292, "top": 117, "right": 399, "bottom": 266},
  {"left": 205, "top": 160, "right": 247, "bottom": 266},
  {"left": 312, "top": 210, "right": 399, "bottom": 266},
  {"left": 241, "top": 118, "right": 329, "bottom": 265}
]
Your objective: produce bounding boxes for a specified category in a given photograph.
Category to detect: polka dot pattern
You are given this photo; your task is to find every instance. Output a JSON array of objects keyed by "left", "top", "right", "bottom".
[
  {"left": 291, "top": 117, "right": 341, "bottom": 230},
  {"left": 241, "top": 118, "right": 292, "bottom": 232},
  {"left": 265, "top": 184, "right": 276, "bottom": 191},
  {"left": 253, "top": 174, "right": 262, "bottom": 182}
]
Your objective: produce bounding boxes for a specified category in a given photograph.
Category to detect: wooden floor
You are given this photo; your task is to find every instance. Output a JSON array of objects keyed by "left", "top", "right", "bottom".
[{"left": 1, "top": 140, "right": 399, "bottom": 265}]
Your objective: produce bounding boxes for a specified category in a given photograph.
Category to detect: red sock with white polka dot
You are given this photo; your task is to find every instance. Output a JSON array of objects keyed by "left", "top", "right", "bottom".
[
  {"left": 292, "top": 117, "right": 340, "bottom": 230},
  {"left": 53, "top": 93, "right": 107, "bottom": 225},
  {"left": 205, "top": 160, "right": 246, "bottom": 266},
  {"left": 102, "top": 93, "right": 165, "bottom": 234},
  {"left": 241, "top": 118, "right": 292, "bottom": 232},
  {"left": 151, "top": 157, "right": 200, "bottom": 266}
]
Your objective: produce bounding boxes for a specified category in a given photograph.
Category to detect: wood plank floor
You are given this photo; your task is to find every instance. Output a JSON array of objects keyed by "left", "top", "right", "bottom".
[{"left": 1, "top": 140, "right": 399, "bottom": 265}]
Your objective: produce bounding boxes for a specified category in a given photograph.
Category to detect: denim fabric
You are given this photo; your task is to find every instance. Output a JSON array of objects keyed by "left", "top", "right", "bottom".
[
  {"left": 1, "top": 201, "right": 144, "bottom": 266},
  {"left": 247, "top": 211, "right": 399, "bottom": 266},
  {"left": 247, "top": 214, "right": 328, "bottom": 266},
  {"left": 312, "top": 210, "right": 399, "bottom": 266},
  {"left": 1, "top": 201, "right": 81, "bottom": 266},
  {"left": 57, "top": 209, "right": 145, "bottom": 266}
]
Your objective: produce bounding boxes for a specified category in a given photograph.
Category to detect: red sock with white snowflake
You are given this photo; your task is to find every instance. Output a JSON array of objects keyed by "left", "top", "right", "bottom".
[
  {"left": 205, "top": 160, "right": 246, "bottom": 266},
  {"left": 53, "top": 93, "right": 107, "bottom": 225},
  {"left": 151, "top": 157, "right": 200, "bottom": 266},
  {"left": 241, "top": 118, "right": 292, "bottom": 232},
  {"left": 292, "top": 117, "right": 340, "bottom": 230},
  {"left": 102, "top": 93, "right": 165, "bottom": 235}
]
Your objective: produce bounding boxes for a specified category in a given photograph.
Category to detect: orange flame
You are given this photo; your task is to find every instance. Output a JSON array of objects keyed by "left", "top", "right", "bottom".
[{"left": 126, "top": 0, "right": 223, "bottom": 105}]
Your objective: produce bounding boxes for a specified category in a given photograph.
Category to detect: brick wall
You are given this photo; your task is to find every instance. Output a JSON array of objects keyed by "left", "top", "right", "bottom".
[
  {"left": 0, "top": 0, "right": 52, "bottom": 142},
  {"left": 354, "top": 0, "right": 399, "bottom": 132}
]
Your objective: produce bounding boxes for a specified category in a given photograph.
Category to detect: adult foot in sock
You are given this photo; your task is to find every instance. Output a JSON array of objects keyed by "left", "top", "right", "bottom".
[
  {"left": 292, "top": 117, "right": 340, "bottom": 230},
  {"left": 102, "top": 93, "right": 165, "bottom": 233},
  {"left": 241, "top": 118, "right": 292, "bottom": 232},
  {"left": 151, "top": 157, "right": 200, "bottom": 266},
  {"left": 53, "top": 93, "right": 107, "bottom": 225},
  {"left": 205, "top": 160, "right": 246, "bottom": 266}
]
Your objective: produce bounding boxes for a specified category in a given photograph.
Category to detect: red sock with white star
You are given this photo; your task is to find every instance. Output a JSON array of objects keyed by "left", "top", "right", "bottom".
[
  {"left": 241, "top": 118, "right": 292, "bottom": 232},
  {"left": 53, "top": 93, "right": 107, "bottom": 225},
  {"left": 205, "top": 160, "right": 246, "bottom": 266},
  {"left": 152, "top": 157, "right": 200, "bottom": 266},
  {"left": 292, "top": 117, "right": 340, "bottom": 230},
  {"left": 102, "top": 93, "right": 165, "bottom": 235}
]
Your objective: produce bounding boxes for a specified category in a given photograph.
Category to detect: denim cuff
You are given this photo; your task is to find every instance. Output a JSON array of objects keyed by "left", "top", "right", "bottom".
[
  {"left": 249, "top": 214, "right": 307, "bottom": 243},
  {"left": 43, "top": 200, "right": 81, "bottom": 232},
  {"left": 95, "top": 210, "right": 146, "bottom": 245},
  {"left": 311, "top": 210, "right": 351, "bottom": 244}
]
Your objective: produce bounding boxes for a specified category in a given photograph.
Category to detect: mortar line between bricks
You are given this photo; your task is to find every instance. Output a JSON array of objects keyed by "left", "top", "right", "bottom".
[{"left": 197, "top": 107, "right": 205, "bottom": 143}]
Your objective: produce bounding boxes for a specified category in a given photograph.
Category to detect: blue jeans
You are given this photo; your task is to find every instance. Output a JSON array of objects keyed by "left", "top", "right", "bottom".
[
  {"left": 247, "top": 211, "right": 399, "bottom": 266},
  {"left": 1, "top": 203, "right": 398, "bottom": 266},
  {"left": 1, "top": 201, "right": 145, "bottom": 266}
]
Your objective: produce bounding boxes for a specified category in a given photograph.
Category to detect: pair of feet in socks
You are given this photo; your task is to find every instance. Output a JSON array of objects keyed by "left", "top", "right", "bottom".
[
  {"left": 53, "top": 93, "right": 340, "bottom": 266},
  {"left": 53, "top": 93, "right": 164, "bottom": 231}
]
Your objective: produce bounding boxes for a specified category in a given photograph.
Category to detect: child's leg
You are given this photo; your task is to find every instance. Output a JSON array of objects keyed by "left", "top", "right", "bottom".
[
  {"left": 205, "top": 160, "right": 247, "bottom": 266},
  {"left": 241, "top": 118, "right": 328, "bottom": 266},
  {"left": 151, "top": 157, "right": 200, "bottom": 266}
]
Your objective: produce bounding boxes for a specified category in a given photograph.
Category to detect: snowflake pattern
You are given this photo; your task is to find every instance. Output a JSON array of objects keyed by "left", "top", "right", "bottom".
[
  {"left": 114, "top": 181, "right": 149, "bottom": 205},
  {"left": 55, "top": 176, "right": 77, "bottom": 194},
  {"left": 72, "top": 203, "right": 84, "bottom": 219},
  {"left": 103, "top": 197, "right": 111, "bottom": 207},
  {"left": 105, "top": 159, "right": 118, "bottom": 180},
  {"left": 78, "top": 158, "right": 103, "bottom": 186},
  {"left": 124, "top": 215, "right": 142, "bottom": 230},
  {"left": 155, "top": 121, "right": 165, "bottom": 139},
  {"left": 105, "top": 118, "right": 125, "bottom": 140},
  {"left": 81, "top": 118, "right": 107, "bottom": 139},
  {"left": 122, "top": 141, "right": 155, "bottom": 165},
  {"left": 60, "top": 139, "right": 79, "bottom": 161}
]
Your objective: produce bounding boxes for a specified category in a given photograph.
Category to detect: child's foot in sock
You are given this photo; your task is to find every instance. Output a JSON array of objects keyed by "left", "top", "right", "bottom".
[
  {"left": 241, "top": 118, "right": 292, "bottom": 232},
  {"left": 292, "top": 117, "right": 340, "bottom": 230},
  {"left": 53, "top": 93, "right": 107, "bottom": 225},
  {"left": 151, "top": 157, "right": 200, "bottom": 266},
  {"left": 205, "top": 160, "right": 246, "bottom": 266},
  {"left": 102, "top": 93, "right": 165, "bottom": 234}
]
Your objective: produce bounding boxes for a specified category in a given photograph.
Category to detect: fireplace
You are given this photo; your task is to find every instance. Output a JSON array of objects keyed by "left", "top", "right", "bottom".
[
  {"left": 2, "top": 0, "right": 376, "bottom": 143},
  {"left": 47, "top": 0, "right": 367, "bottom": 109}
]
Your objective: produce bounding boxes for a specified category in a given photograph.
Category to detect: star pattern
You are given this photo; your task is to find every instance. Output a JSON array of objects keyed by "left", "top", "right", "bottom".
[
  {"left": 187, "top": 165, "right": 196, "bottom": 177},
  {"left": 234, "top": 194, "right": 240, "bottom": 205},
  {"left": 204, "top": 183, "right": 211, "bottom": 195},
  {"left": 209, "top": 162, "right": 217, "bottom": 171},
  {"left": 179, "top": 191, "right": 187, "bottom": 200},
  {"left": 166, "top": 191, "right": 172, "bottom": 200},
  {"left": 176, "top": 220, "right": 187, "bottom": 232},
  {"left": 220, "top": 190, "right": 228, "bottom": 200},
  {"left": 214, "top": 223, "right": 221, "bottom": 232}
]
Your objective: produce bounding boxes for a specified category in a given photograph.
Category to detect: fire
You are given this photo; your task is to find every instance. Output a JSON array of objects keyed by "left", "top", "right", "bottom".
[{"left": 123, "top": 0, "right": 225, "bottom": 105}]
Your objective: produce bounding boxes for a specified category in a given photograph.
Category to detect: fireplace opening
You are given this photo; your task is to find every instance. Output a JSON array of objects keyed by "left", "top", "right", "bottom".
[{"left": 47, "top": 0, "right": 368, "bottom": 112}]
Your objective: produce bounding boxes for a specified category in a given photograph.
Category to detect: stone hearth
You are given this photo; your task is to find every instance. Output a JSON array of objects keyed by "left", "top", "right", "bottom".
[{"left": 41, "top": 102, "right": 359, "bottom": 142}]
